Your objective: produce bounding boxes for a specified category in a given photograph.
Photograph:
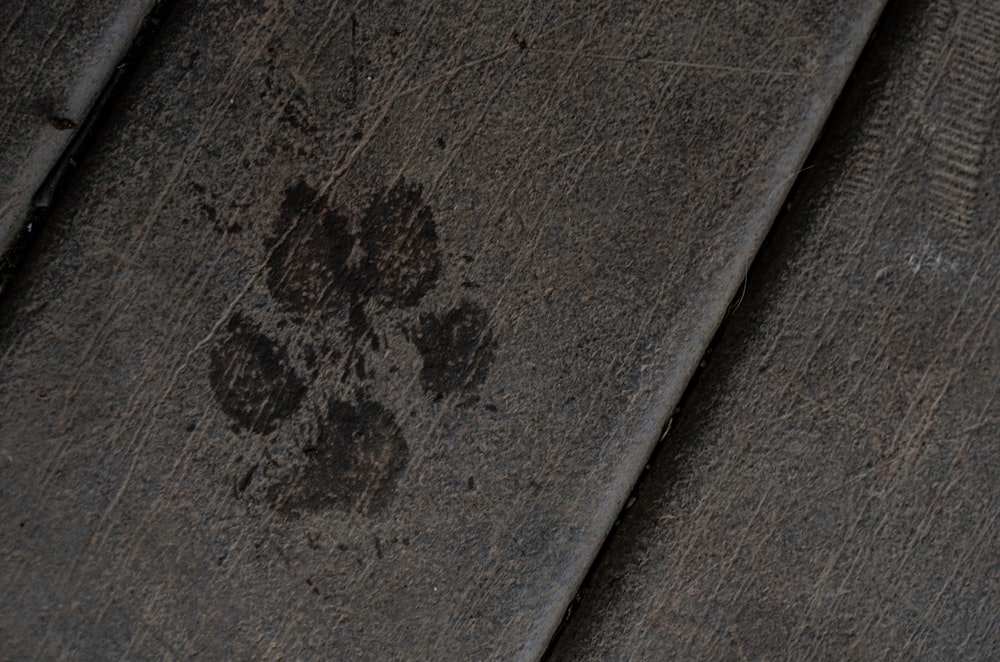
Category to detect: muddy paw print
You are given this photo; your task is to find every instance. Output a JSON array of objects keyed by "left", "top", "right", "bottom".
[{"left": 209, "top": 178, "right": 495, "bottom": 517}]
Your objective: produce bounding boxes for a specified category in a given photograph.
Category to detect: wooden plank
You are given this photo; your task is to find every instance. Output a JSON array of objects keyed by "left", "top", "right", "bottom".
[
  {"left": 0, "top": 0, "right": 158, "bottom": 254},
  {"left": 0, "top": 1, "right": 883, "bottom": 658},
  {"left": 550, "top": 0, "right": 1000, "bottom": 658}
]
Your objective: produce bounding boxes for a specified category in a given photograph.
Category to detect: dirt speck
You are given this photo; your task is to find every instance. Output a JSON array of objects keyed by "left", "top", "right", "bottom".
[{"left": 48, "top": 117, "right": 78, "bottom": 130}]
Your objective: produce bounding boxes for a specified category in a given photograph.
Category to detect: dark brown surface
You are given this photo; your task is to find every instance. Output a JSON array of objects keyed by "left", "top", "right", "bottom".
[
  {"left": 0, "top": 1, "right": 882, "bottom": 658},
  {"left": 551, "top": 0, "right": 999, "bottom": 658},
  {"left": 0, "top": 0, "right": 156, "bottom": 252}
]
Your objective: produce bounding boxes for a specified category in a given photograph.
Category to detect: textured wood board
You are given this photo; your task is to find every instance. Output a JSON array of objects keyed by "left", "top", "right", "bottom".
[
  {"left": 0, "top": 1, "right": 882, "bottom": 658},
  {"left": 0, "top": 0, "right": 157, "bottom": 253},
  {"left": 551, "top": 0, "right": 999, "bottom": 658}
]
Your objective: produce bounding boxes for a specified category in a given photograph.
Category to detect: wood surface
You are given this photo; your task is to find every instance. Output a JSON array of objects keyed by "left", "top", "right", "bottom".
[
  {"left": 1, "top": 1, "right": 883, "bottom": 658},
  {"left": 0, "top": 0, "right": 157, "bottom": 253},
  {"left": 551, "top": 0, "right": 999, "bottom": 658}
]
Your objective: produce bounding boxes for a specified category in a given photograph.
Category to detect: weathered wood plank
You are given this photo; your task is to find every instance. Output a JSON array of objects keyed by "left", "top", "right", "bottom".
[
  {"left": 551, "top": 0, "right": 999, "bottom": 658},
  {"left": 0, "top": 0, "right": 157, "bottom": 253},
  {"left": 0, "top": 1, "right": 883, "bottom": 658}
]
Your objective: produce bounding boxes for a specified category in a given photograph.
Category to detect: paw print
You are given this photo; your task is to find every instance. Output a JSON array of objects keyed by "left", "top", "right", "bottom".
[{"left": 209, "top": 178, "right": 495, "bottom": 517}]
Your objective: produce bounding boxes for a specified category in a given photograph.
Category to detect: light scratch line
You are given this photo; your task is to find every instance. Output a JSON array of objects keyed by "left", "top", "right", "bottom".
[{"left": 529, "top": 47, "right": 807, "bottom": 77}]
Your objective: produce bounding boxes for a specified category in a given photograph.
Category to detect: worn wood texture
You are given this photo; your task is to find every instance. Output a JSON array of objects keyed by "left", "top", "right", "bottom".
[
  {"left": 551, "top": 0, "right": 999, "bottom": 658},
  {"left": 0, "top": 1, "right": 882, "bottom": 658},
  {"left": 0, "top": 0, "right": 157, "bottom": 253}
]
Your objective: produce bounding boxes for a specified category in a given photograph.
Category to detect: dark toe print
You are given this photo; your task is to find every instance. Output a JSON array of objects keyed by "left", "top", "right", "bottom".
[
  {"left": 356, "top": 181, "right": 440, "bottom": 307},
  {"left": 209, "top": 314, "right": 306, "bottom": 434},
  {"left": 271, "top": 395, "right": 409, "bottom": 516},
  {"left": 266, "top": 182, "right": 355, "bottom": 314},
  {"left": 413, "top": 301, "right": 495, "bottom": 399},
  {"left": 210, "top": 177, "right": 496, "bottom": 518},
  {"left": 266, "top": 178, "right": 440, "bottom": 316}
]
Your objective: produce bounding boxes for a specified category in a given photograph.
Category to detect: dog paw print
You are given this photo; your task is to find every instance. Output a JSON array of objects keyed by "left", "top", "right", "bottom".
[{"left": 208, "top": 178, "right": 495, "bottom": 517}]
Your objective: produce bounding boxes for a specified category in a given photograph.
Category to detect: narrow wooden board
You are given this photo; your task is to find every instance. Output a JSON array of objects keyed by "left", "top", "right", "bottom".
[
  {"left": 551, "top": 0, "right": 999, "bottom": 658},
  {"left": 0, "top": 1, "right": 883, "bottom": 658},
  {"left": 0, "top": 0, "right": 157, "bottom": 253}
]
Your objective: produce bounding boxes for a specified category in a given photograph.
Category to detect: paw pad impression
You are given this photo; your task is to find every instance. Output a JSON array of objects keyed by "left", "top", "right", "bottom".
[{"left": 208, "top": 178, "right": 495, "bottom": 517}]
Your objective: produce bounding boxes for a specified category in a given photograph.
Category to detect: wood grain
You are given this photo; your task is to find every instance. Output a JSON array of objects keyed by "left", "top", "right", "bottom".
[{"left": 551, "top": 0, "right": 999, "bottom": 657}]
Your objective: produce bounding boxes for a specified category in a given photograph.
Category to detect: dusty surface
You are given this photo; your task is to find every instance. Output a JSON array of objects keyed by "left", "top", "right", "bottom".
[
  {"left": 551, "top": 0, "right": 999, "bottom": 658},
  {"left": 0, "top": 0, "right": 156, "bottom": 253},
  {"left": 0, "top": 1, "right": 881, "bottom": 658}
]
